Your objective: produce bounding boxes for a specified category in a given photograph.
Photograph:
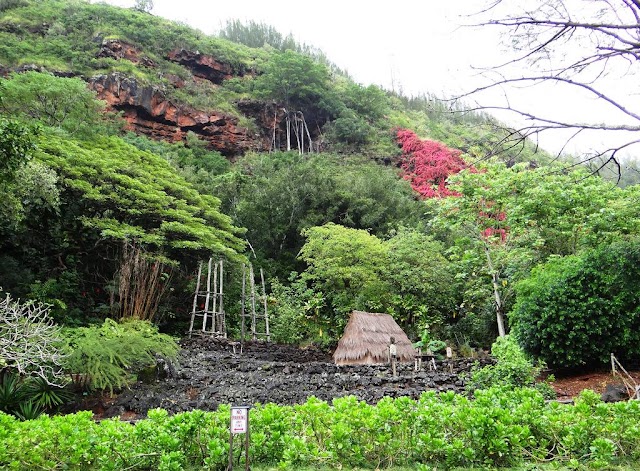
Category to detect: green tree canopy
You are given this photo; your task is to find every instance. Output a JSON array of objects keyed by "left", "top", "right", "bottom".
[
  {"left": 0, "top": 72, "right": 108, "bottom": 138},
  {"left": 0, "top": 118, "right": 35, "bottom": 181},
  {"left": 35, "top": 133, "right": 246, "bottom": 263},
  {"left": 253, "top": 50, "right": 336, "bottom": 122},
  {"left": 212, "top": 152, "right": 422, "bottom": 277},
  {"left": 511, "top": 238, "right": 640, "bottom": 368},
  {"left": 298, "top": 223, "right": 390, "bottom": 335},
  {"left": 296, "top": 224, "right": 456, "bottom": 340}
]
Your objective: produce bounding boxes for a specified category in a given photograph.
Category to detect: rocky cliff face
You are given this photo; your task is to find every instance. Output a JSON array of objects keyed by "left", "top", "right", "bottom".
[
  {"left": 89, "top": 73, "right": 268, "bottom": 156},
  {"left": 86, "top": 41, "right": 286, "bottom": 156},
  {"left": 97, "top": 39, "right": 154, "bottom": 67},
  {"left": 1, "top": 38, "right": 290, "bottom": 157},
  {"left": 167, "top": 48, "right": 238, "bottom": 84}
]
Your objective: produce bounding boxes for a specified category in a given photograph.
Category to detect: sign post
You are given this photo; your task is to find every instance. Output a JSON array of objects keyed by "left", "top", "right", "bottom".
[{"left": 228, "top": 405, "right": 251, "bottom": 471}]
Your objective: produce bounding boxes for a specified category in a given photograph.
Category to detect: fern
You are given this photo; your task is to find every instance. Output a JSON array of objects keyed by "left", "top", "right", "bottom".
[{"left": 62, "top": 319, "right": 179, "bottom": 393}]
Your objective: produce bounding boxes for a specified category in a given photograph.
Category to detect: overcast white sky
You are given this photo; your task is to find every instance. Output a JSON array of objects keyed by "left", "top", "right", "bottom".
[{"left": 99, "top": 0, "right": 639, "bottom": 158}]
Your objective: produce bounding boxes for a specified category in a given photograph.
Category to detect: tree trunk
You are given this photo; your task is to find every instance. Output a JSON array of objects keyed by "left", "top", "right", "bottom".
[{"left": 484, "top": 244, "right": 506, "bottom": 337}]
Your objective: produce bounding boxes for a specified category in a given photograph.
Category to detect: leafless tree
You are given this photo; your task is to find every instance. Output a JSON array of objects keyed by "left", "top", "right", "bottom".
[
  {"left": 133, "top": 0, "right": 153, "bottom": 13},
  {"left": 459, "top": 0, "right": 640, "bottom": 178},
  {"left": 0, "top": 294, "right": 67, "bottom": 387}
]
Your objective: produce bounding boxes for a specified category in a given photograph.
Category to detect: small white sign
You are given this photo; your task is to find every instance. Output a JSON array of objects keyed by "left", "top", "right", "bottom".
[{"left": 231, "top": 407, "right": 248, "bottom": 434}]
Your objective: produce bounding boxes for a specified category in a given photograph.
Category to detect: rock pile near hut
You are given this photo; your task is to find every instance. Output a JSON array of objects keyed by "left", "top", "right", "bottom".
[{"left": 102, "top": 338, "right": 491, "bottom": 418}]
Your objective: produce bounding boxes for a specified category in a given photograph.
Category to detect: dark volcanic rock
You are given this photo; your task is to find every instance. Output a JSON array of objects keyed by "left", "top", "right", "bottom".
[
  {"left": 167, "top": 49, "right": 236, "bottom": 84},
  {"left": 101, "top": 338, "right": 489, "bottom": 418},
  {"left": 601, "top": 383, "right": 629, "bottom": 402}
]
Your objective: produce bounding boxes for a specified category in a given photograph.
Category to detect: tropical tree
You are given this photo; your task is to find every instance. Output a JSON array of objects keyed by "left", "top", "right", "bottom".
[
  {"left": 0, "top": 119, "right": 57, "bottom": 236},
  {"left": 0, "top": 118, "right": 35, "bottom": 181},
  {"left": 0, "top": 72, "right": 109, "bottom": 138},
  {"left": 1, "top": 130, "right": 245, "bottom": 323},
  {"left": 298, "top": 223, "right": 390, "bottom": 337},
  {"left": 35, "top": 133, "right": 246, "bottom": 263},
  {"left": 384, "top": 229, "right": 457, "bottom": 333},
  {"left": 397, "top": 128, "right": 468, "bottom": 198},
  {"left": 433, "top": 161, "right": 630, "bottom": 339}
]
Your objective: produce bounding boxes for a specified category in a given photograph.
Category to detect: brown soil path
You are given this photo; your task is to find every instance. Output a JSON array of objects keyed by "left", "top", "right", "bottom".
[{"left": 551, "top": 370, "right": 640, "bottom": 401}]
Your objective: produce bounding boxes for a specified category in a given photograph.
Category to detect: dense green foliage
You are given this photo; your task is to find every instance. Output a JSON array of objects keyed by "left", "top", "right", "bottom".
[
  {"left": 36, "top": 132, "right": 245, "bottom": 261},
  {"left": 62, "top": 318, "right": 179, "bottom": 392},
  {"left": 212, "top": 151, "right": 422, "bottom": 276},
  {"left": 296, "top": 224, "right": 456, "bottom": 340},
  {"left": 0, "top": 117, "right": 35, "bottom": 179},
  {"left": 0, "top": 118, "right": 56, "bottom": 237},
  {"left": 2, "top": 388, "right": 640, "bottom": 469},
  {"left": 467, "top": 336, "right": 555, "bottom": 399},
  {"left": 429, "top": 162, "right": 637, "bottom": 346},
  {"left": 0, "top": 71, "right": 110, "bottom": 137},
  {"left": 511, "top": 238, "right": 640, "bottom": 368}
]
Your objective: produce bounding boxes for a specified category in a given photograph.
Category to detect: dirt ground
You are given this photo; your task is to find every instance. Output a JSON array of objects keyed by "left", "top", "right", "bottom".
[{"left": 550, "top": 369, "right": 640, "bottom": 401}]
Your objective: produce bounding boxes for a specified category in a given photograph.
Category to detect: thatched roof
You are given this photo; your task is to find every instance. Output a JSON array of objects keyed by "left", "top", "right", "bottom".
[{"left": 333, "top": 311, "right": 416, "bottom": 365}]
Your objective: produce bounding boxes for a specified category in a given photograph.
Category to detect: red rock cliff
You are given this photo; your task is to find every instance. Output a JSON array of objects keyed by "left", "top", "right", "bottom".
[{"left": 89, "top": 73, "right": 266, "bottom": 156}]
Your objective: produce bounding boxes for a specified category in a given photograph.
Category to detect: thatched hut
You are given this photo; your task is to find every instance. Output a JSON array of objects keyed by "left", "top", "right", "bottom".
[{"left": 333, "top": 311, "right": 416, "bottom": 365}]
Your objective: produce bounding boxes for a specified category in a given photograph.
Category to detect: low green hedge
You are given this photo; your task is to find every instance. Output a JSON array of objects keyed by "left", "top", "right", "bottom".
[{"left": 1, "top": 387, "right": 640, "bottom": 470}]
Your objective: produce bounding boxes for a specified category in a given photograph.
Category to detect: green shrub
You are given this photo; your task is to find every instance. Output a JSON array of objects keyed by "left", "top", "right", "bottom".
[
  {"left": 62, "top": 318, "right": 179, "bottom": 393},
  {"left": 269, "top": 275, "right": 325, "bottom": 345},
  {"left": 0, "top": 371, "right": 72, "bottom": 420},
  {"left": 3, "top": 388, "right": 640, "bottom": 469},
  {"left": 511, "top": 238, "right": 640, "bottom": 368},
  {"left": 467, "top": 335, "right": 555, "bottom": 399}
]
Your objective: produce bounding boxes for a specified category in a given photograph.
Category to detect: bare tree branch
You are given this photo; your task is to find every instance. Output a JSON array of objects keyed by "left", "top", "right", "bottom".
[
  {"left": 0, "top": 294, "right": 67, "bottom": 387},
  {"left": 458, "top": 0, "right": 640, "bottom": 177}
]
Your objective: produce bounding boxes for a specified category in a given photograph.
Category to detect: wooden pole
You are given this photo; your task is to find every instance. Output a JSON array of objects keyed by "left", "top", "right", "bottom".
[
  {"left": 212, "top": 260, "right": 218, "bottom": 333},
  {"left": 227, "top": 432, "right": 233, "bottom": 471},
  {"left": 285, "top": 111, "right": 291, "bottom": 152},
  {"left": 260, "top": 268, "right": 269, "bottom": 342},
  {"left": 202, "top": 258, "right": 212, "bottom": 332},
  {"left": 271, "top": 107, "right": 277, "bottom": 152},
  {"left": 241, "top": 264, "right": 246, "bottom": 345},
  {"left": 244, "top": 411, "right": 250, "bottom": 471},
  {"left": 188, "top": 261, "right": 202, "bottom": 337},
  {"left": 219, "top": 260, "right": 225, "bottom": 338},
  {"left": 250, "top": 264, "right": 256, "bottom": 340}
]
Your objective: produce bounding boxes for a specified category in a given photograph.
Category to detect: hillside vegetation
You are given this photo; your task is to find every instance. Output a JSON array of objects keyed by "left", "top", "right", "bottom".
[{"left": 1, "top": 0, "right": 639, "bottom": 376}]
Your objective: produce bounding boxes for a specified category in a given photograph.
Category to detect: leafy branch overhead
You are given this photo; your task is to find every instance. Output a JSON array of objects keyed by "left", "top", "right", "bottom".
[{"left": 36, "top": 134, "right": 246, "bottom": 263}]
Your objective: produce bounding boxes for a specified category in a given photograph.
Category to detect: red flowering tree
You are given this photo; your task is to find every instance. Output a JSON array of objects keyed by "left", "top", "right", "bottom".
[
  {"left": 397, "top": 129, "right": 511, "bottom": 337},
  {"left": 396, "top": 128, "right": 467, "bottom": 198}
]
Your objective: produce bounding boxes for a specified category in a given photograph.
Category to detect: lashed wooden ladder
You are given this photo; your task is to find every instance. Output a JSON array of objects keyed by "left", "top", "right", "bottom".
[{"left": 188, "top": 258, "right": 226, "bottom": 338}]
